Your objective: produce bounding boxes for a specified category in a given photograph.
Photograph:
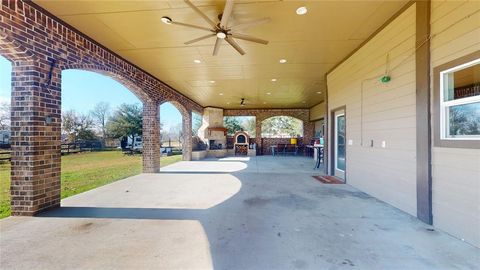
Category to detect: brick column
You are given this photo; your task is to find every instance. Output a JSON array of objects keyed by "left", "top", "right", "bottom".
[
  {"left": 10, "top": 60, "right": 62, "bottom": 216},
  {"left": 182, "top": 110, "right": 192, "bottom": 161},
  {"left": 255, "top": 120, "right": 262, "bottom": 155},
  {"left": 142, "top": 100, "right": 160, "bottom": 173},
  {"left": 303, "top": 121, "right": 314, "bottom": 144}
]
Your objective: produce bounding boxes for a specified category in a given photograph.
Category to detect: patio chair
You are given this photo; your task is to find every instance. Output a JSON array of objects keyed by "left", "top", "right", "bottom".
[
  {"left": 284, "top": 144, "right": 298, "bottom": 156},
  {"left": 277, "top": 144, "right": 286, "bottom": 155}
]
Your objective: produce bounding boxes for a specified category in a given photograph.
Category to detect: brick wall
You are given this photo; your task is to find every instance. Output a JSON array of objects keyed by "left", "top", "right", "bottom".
[
  {"left": 0, "top": 0, "right": 203, "bottom": 215},
  {"left": 261, "top": 138, "right": 308, "bottom": 156},
  {"left": 224, "top": 109, "right": 314, "bottom": 155}
]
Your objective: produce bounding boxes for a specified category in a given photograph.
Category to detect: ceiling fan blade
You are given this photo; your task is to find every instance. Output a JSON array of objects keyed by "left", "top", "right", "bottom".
[
  {"left": 184, "top": 0, "right": 217, "bottom": 28},
  {"left": 220, "top": 0, "right": 234, "bottom": 28},
  {"left": 231, "top": 17, "right": 271, "bottom": 30},
  {"left": 171, "top": 21, "right": 213, "bottom": 32},
  {"left": 231, "top": 33, "right": 269, "bottom": 45},
  {"left": 213, "top": 38, "right": 222, "bottom": 56},
  {"left": 225, "top": 37, "right": 245, "bottom": 55},
  {"left": 185, "top": 34, "right": 216, "bottom": 45}
]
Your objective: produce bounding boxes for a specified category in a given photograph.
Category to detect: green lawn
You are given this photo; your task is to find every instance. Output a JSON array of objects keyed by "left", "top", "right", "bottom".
[{"left": 0, "top": 151, "right": 181, "bottom": 218}]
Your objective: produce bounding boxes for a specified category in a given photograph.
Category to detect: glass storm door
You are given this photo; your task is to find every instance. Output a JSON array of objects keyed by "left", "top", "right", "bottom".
[{"left": 334, "top": 110, "right": 346, "bottom": 180}]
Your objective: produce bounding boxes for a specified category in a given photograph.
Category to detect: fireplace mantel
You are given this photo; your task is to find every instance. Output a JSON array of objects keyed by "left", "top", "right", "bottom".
[{"left": 207, "top": 127, "right": 228, "bottom": 136}]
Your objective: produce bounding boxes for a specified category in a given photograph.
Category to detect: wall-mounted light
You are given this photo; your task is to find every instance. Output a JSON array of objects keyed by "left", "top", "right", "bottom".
[
  {"left": 380, "top": 75, "right": 391, "bottom": 83},
  {"left": 45, "top": 115, "right": 53, "bottom": 124}
]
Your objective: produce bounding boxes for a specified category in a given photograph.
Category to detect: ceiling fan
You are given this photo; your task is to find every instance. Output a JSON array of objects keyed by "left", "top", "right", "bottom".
[{"left": 161, "top": 0, "right": 270, "bottom": 56}]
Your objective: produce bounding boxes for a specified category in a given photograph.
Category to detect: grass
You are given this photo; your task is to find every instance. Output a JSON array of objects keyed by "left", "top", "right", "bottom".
[{"left": 0, "top": 151, "right": 182, "bottom": 218}]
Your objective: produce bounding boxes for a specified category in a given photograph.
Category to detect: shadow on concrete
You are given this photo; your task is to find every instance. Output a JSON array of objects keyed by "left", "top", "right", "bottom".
[
  {"left": 34, "top": 165, "right": 480, "bottom": 270},
  {"left": 38, "top": 207, "right": 204, "bottom": 220}
]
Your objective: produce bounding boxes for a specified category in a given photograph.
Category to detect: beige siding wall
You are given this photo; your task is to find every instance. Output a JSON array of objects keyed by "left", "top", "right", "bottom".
[
  {"left": 430, "top": 0, "right": 480, "bottom": 247},
  {"left": 310, "top": 102, "right": 326, "bottom": 121},
  {"left": 327, "top": 5, "right": 417, "bottom": 215}
]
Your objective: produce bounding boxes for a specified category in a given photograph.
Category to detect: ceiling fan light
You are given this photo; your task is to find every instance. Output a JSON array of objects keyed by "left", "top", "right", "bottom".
[
  {"left": 271, "top": 78, "right": 277, "bottom": 82},
  {"left": 296, "top": 7, "right": 308, "bottom": 15},
  {"left": 161, "top": 16, "right": 172, "bottom": 24},
  {"left": 216, "top": 32, "right": 227, "bottom": 39},
  {"left": 279, "top": 59, "right": 287, "bottom": 64}
]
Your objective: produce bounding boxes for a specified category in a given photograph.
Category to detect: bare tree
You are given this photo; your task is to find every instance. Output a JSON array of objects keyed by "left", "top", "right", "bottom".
[
  {"left": 0, "top": 102, "right": 10, "bottom": 130},
  {"left": 62, "top": 110, "right": 96, "bottom": 143},
  {"left": 90, "top": 102, "right": 110, "bottom": 145}
]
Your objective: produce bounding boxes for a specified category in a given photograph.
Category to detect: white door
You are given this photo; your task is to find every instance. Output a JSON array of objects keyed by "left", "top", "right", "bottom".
[{"left": 334, "top": 110, "right": 346, "bottom": 180}]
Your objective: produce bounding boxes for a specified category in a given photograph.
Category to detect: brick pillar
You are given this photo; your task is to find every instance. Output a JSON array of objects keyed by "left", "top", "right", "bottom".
[
  {"left": 303, "top": 121, "right": 314, "bottom": 145},
  {"left": 256, "top": 120, "right": 262, "bottom": 155},
  {"left": 10, "top": 60, "right": 62, "bottom": 216},
  {"left": 142, "top": 100, "right": 160, "bottom": 173},
  {"left": 182, "top": 109, "right": 192, "bottom": 161}
]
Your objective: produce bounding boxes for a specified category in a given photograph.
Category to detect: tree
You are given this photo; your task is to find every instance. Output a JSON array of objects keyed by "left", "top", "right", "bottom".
[
  {"left": 90, "top": 102, "right": 110, "bottom": 145},
  {"left": 107, "top": 103, "right": 143, "bottom": 145},
  {"left": 261, "top": 116, "right": 303, "bottom": 138},
  {"left": 245, "top": 117, "right": 256, "bottom": 137},
  {"left": 61, "top": 110, "right": 96, "bottom": 142},
  {"left": 192, "top": 112, "right": 202, "bottom": 136},
  {"left": 224, "top": 117, "right": 243, "bottom": 135},
  {"left": 449, "top": 104, "right": 480, "bottom": 136},
  {"left": 0, "top": 102, "right": 10, "bottom": 130}
]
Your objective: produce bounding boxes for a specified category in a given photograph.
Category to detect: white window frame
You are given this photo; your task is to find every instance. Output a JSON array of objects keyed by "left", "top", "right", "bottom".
[{"left": 439, "top": 58, "right": 480, "bottom": 140}]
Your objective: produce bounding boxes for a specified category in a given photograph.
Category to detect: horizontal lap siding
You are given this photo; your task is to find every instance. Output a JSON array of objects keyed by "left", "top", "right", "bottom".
[
  {"left": 309, "top": 102, "right": 326, "bottom": 121},
  {"left": 327, "top": 5, "right": 417, "bottom": 216},
  {"left": 430, "top": 0, "right": 480, "bottom": 247}
]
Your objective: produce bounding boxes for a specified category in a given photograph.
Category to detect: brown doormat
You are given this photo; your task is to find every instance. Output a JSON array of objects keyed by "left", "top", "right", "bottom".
[{"left": 312, "top": 175, "right": 345, "bottom": 184}]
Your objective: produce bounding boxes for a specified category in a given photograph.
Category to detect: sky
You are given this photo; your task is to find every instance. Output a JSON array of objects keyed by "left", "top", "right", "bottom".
[{"left": 0, "top": 56, "right": 182, "bottom": 130}]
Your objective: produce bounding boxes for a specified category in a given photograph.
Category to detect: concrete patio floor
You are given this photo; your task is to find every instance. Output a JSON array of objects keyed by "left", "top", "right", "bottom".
[{"left": 1, "top": 156, "right": 479, "bottom": 269}]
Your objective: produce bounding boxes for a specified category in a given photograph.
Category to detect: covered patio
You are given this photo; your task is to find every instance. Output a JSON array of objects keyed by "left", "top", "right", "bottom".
[
  {"left": 1, "top": 0, "right": 479, "bottom": 268},
  {"left": 1, "top": 156, "right": 478, "bottom": 269}
]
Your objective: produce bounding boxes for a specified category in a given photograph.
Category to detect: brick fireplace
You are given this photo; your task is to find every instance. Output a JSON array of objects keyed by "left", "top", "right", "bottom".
[{"left": 197, "top": 107, "right": 228, "bottom": 158}]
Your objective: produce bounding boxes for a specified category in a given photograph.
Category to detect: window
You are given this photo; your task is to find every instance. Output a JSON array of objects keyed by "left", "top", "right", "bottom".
[{"left": 439, "top": 59, "right": 480, "bottom": 140}]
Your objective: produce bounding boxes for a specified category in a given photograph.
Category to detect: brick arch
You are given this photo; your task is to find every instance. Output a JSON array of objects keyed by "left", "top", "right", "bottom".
[
  {"left": 0, "top": 29, "right": 36, "bottom": 63},
  {"left": 159, "top": 100, "right": 193, "bottom": 161},
  {"left": 223, "top": 109, "right": 314, "bottom": 155},
  {"left": 159, "top": 100, "right": 190, "bottom": 119},
  {"left": 60, "top": 64, "right": 152, "bottom": 103},
  {"left": 0, "top": 0, "right": 207, "bottom": 215},
  {"left": 259, "top": 115, "right": 305, "bottom": 137}
]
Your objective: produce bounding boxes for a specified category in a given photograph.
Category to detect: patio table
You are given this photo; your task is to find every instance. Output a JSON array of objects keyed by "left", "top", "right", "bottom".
[{"left": 313, "top": 145, "right": 324, "bottom": 169}]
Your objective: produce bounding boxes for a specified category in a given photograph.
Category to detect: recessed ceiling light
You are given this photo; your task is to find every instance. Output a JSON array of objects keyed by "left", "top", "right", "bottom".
[
  {"left": 279, "top": 59, "right": 287, "bottom": 64},
  {"left": 271, "top": 78, "right": 277, "bottom": 82},
  {"left": 316, "top": 91, "right": 322, "bottom": 94},
  {"left": 193, "top": 59, "right": 201, "bottom": 63},
  {"left": 296, "top": 7, "right": 308, "bottom": 15},
  {"left": 209, "top": 80, "right": 215, "bottom": 83},
  {"left": 161, "top": 16, "right": 172, "bottom": 24},
  {"left": 266, "top": 92, "right": 271, "bottom": 95},
  {"left": 219, "top": 93, "right": 224, "bottom": 96}
]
